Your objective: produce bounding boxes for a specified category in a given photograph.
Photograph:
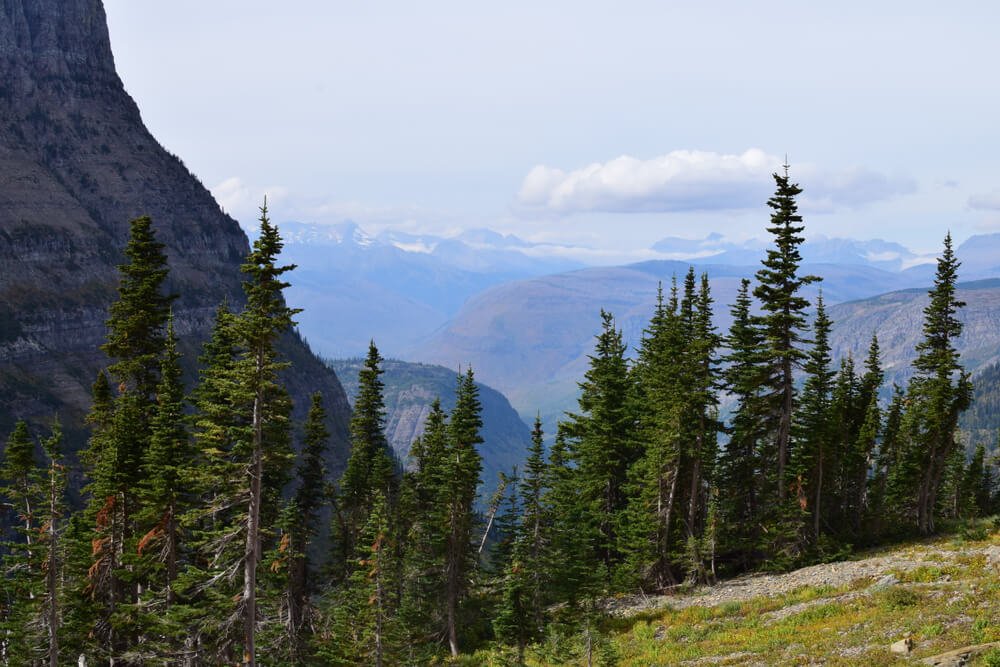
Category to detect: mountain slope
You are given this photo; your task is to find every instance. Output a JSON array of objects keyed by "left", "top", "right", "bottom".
[
  {"left": 410, "top": 259, "right": 935, "bottom": 425},
  {"left": 0, "top": 0, "right": 350, "bottom": 468},
  {"left": 280, "top": 221, "right": 582, "bottom": 357},
  {"left": 328, "top": 358, "right": 531, "bottom": 494},
  {"left": 827, "top": 279, "right": 1000, "bottom": 386}
]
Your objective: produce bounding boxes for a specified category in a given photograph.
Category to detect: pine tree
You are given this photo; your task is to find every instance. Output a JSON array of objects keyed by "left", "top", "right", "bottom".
[
  {"left": 287, "top": 392, "right": 329, "bottom": 657},
  {"left": 900, "top": 233, "right": 972, "bottom": 534},
  {"left": 39, "top": 421, "right": 66, "bottom": 667},
  {"left": 753, "top": 166, "right": 820, "bottom": 507},
  {"left": 791, "top": 292, "right": 835, "bottom": 544},
  {"left": 235, "top": 200, "right": 299, "bottom": 666},
  {"left": 318, "top": 490, "right": 398, "bottom": 666},
  {"left": 442, "top": 368, "right": 484, "bottom": 657},
  {"left": 0, "top": 420, "right": 43, "bottom": 662},
  {"left": 133, "top": 316, "right": 194, "bottom": 658},
  {"left": 182, "top": 302, "right": 245, "bottom": 662},
  {"left": 0, "top": 420, "right": 66, "bottom": 667},
  {"left": 102, "top": 215, "right": 177, "bottom": 400},
  {"left": 622, "top": 283, "right": 684, "bottom": 587},
  {"left": 334, "top": 341, "right": 396, "bottom": 580},
  {"left": 77, "top": 215, "right": 176, "bottom": 661},
  {"left": 717, "top": 279, "right": 766, "bottom": 569},
  {"left": 562, "top": 311, "right": 637, "bottom": 582},
  {"left": 396, "top": 401, "right": 450, "bottom": 659}
]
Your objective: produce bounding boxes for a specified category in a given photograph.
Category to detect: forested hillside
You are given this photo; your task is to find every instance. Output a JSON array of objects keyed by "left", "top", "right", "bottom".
[{"left": 328, "top": 357, "right": 531, "bottom": 496}]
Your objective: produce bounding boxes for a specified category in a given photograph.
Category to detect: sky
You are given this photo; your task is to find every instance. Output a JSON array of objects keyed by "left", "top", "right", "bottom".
[{"left": 102, "top": 1, "right": 1000, "bottom": 261}]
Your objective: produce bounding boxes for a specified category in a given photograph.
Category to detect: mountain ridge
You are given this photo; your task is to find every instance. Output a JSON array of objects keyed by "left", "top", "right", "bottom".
[{"left": 0, "top": 0, "right": 351, "bottom": 471}]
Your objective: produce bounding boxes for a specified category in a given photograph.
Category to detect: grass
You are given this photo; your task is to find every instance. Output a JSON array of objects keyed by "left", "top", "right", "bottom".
[{"left": 470, "top": 520, "right": 1000, "bottom": 665}]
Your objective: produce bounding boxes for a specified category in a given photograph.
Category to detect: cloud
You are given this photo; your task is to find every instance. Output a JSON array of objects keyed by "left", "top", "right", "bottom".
[
  {"left": 968, "top": 188, "right": 1000, "bottom": 211},
  {"left": 516, "top": 149, "right": 916, "bottom": 215},
  {"left": 211, "top": 177, "right": 290, "bottom": 227}
]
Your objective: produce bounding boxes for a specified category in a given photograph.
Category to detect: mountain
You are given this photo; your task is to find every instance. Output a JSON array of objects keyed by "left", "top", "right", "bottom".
[
  {"left": 959, "top": 361, "right": 1000, "bottom": 457},
  {"left": 327, "top": 358, "right": 531, "bottom": 495},
  {"left": 410, "top": 258, "right": 941, "bottom": 427},
  {"left": 827, "top": 278, "right": 1000, "bottom": 387},
  {"left": 278, "top": 221, "right": 583, "bottom": 357},
  {"left": 0, "top": 0, "right": 350, "bottom": 469}
]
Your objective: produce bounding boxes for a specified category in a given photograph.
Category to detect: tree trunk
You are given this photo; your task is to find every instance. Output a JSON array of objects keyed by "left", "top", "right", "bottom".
[
  {"left": 244, "top": 364, "right": 264, "bottom": 667},
  {"left": 778, "top": 356, "right": 793, "bottom": 501},
  {"left": 813, "top": 451, "right": 823, "bottom": 542},
  {"left": 47, "top": 465, "right": 60, "bottom": 667}
]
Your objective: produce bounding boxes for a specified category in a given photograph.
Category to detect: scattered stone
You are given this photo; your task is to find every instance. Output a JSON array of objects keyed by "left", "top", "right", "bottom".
[
  {"left": 891, "top": 637, "right": 915, "bottom": 655},
  {"left": 921, "top": 641, "right": 1000, "bottom": 666},
  {"left": 985, "top": 545, "right": 1000, "bottom": 570},
  {"left": 871, "top": 573, "right": 899, "bottom": 590}
]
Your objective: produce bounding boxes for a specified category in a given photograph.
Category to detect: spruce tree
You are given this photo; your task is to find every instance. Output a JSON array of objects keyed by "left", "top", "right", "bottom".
[
  {"left": 622, "top": 283, "right": 684, "bottom": 587},
  {"left": 791, "top": 292, "right": 834, "bottom": 544},
  {"left": 562, "top": 311, "right": 637, "bottom": 581},
  {"left": 717, "top": 279, "right": 766, "bottom": 569},
  {"left": 900, "top": 233, "right": 972, "bottom": 534},
  {"left": 396, "top": 401, "right": 450, "bottom": 659},
  {"left": 134, "top": 316, "right": 194, "bottom": 658},
  {"left": 287, "top": 392, "right": 329, "bottom": 656},
  {"left": 753, "top": 166, "right": 820, "bottom": 506},
  {"left": 235, "top": 201, "right": 299, "bottom": 665},
  {"left": 0, "top": 420, "right": 43, "bottom": 662},
  {"left": 334, "top": 341, "right": 396, "bottom": 580},
  {"left": 77, "top": 215, "right": 175, "bottom": 661},
  {"left": 442, "top": 368, "right": 484, "bottom": 657}
]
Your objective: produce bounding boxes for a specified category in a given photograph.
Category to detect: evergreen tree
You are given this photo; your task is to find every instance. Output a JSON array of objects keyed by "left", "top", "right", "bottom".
[
  {"left": 133, "top": 316, "right": 195, "bottom": 658},
  {"left": 235, "top": 201, "right": 299, "bottom": 665},
  {"left": 0, "top": 420, "right": 43, "bottom": 662},
  {"left": 869, "top": 385, "right": 905, "bottom": 528},
  {"left": 791, "top": 292, "right": 834, "bottom": 544},
  {"left": 717, "top": 279, "right": 766, "bottom": 569},
  {"left": 622, "top": 283, "right": 684, "bottom": 587},
  {"left": 76, "top": 215, "right": 175, "bottom": 662},
  {"left": 753, "top": 166, "right": 820, "bottom": 507},
  {"left": 396, "top": 401, "right": 450, "bottom": 659},
  {"left": 318, "top": 490, "right": 398, "bottom": 666},
  {"left": 442, "top": 368, "right": 484, "bottom": 657},
  {"left": 287, "top": 392, "right": 329, "bottom": 657},
  {"left": 334, "top": 341, "right": 396, "bottom": 580},
  {"left": 898, "top": 234, "right": 972, "bottom": 534},
  {"left": 0, "top": 420, "right": 67, "bottom": 667},
  {"left": 562, "top": 311, "right": 637, "bottom": 582}
]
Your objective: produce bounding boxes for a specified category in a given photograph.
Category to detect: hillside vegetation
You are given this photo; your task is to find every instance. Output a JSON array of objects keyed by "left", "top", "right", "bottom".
[{"left": 471, "top": 523, "right": 1000, "bottom": 666}]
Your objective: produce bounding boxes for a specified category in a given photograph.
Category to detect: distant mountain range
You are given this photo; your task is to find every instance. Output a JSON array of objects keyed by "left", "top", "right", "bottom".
[
  {"left": 406, "top": 239, "right": 1000, "bottom": 430},
  {"left": 279, "top": 222, "right": 584, "bottom": 357},
  {"left": 279, "top": 217, "right": 1000, "bottom": 365},
  {"left": 326, "top": 358, "right": 531, "bottom": 496}
]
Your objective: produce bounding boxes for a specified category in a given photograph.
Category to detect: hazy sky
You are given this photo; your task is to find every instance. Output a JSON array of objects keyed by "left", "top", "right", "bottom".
[{"left": 103, "top": 1, "right": 1000, "bottom": 259}]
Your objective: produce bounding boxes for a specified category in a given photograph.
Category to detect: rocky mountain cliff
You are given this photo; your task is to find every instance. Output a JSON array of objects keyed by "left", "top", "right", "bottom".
[
  {"left": 328, "top": 358, "right": 531, "bottom": 496},
  {"left": 0, "top": 0, "right": 350, "bottom": 468}
]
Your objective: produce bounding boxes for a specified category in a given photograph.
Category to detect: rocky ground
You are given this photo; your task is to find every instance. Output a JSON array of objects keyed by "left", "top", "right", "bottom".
[{"left": 598, "top": 529, "right": 1000, "bottom": 666}]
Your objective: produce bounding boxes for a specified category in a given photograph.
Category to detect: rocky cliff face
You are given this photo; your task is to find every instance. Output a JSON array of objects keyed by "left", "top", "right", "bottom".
[{"left": 0, "top": 0, "right": 351, "bottom": 468}]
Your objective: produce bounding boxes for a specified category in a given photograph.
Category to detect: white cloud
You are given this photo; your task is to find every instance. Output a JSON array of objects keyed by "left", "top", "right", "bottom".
[
  {"left": 968, "top": 188, "right": 1000, "bottom": 211},
  {"left": 211, "top": 177, "right": 290, "bottom": 228},
  {"left": 516, "top": 149, "right": 916, "bottom": 215}
]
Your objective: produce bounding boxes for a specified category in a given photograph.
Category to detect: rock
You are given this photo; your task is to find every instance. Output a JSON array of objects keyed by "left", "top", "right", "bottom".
[
  {"left": 0, "top": 0, "right": 353, "bottom": 473},
  {"left": 921, "top": 641, "right": 1000, "bottom": 666},
  {"left": 871, "top": 573, "right": 899, "bottom": 590},
  {"left": 891, "top": 637, "right": 914, "bottom": 655},
  {"left": 985, "top": 546, "right": 1000, "bottom": 570}
]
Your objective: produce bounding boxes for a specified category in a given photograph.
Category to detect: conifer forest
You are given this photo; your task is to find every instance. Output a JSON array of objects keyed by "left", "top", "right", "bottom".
[{"left": 2, "top": 171, "right": 997, "bottom": 665}]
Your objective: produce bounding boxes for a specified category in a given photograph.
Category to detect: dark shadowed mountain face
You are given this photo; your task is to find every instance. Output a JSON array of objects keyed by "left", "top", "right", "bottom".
[
  {"left": 327, "top": 358, "right": 531, "bottom": 497},
  {"left": 0, "top": 0, "right": 350, "bottom": 469}
]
